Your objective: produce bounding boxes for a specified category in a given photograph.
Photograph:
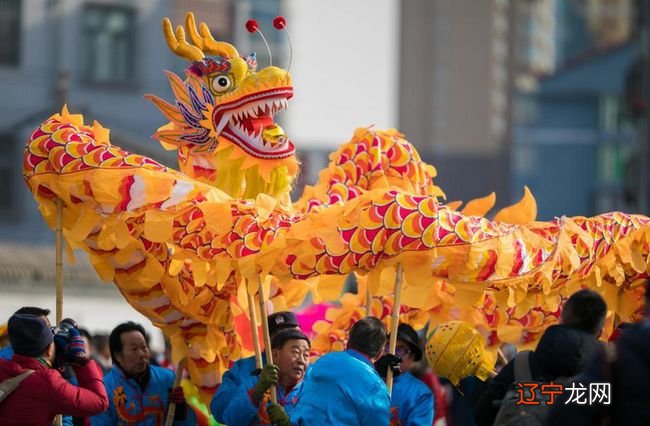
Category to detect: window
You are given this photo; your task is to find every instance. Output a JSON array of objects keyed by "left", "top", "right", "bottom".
[
  {"left": 247, "top": 0, "right": 285, "bottom": 67},
  {"left": 0, "top": 0, "right": 21, "bottom": 66},
  {"left": 81, "top": 5, "right": 135, "bottom": 84},
  {"left": 248, "top": 0, "right": 282, "bottom": 44},
  {"left": 0, "top": 133, "right": 17, "bottom": 216}
]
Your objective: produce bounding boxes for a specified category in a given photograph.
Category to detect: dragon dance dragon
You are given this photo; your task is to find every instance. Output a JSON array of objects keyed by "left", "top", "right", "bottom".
[{"left": 23, "top": 12, "right": 650, "bottom": 402}]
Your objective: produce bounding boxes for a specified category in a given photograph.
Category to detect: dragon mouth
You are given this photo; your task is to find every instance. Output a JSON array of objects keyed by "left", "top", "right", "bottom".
[{"left": 214, "top": 88, "right": 295, "bottom": 159}]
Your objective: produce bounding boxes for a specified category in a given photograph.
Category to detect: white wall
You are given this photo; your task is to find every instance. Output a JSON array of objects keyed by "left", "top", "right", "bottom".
[{"left": 284, "top": 0, "right": 399, "bottom": 149}]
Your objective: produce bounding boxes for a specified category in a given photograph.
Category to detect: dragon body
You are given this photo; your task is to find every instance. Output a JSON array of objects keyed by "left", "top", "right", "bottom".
[{"left": 23, "top": 13, "right": 650, "bottom": 400}]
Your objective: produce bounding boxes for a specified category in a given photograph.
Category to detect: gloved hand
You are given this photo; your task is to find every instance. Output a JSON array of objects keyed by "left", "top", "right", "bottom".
[
  {"left": 168, "top": 386, "right": 187, "bottom": 420},
  {"left": 65, "top": 327, "right": 88, "bottom": 366},
  {"left": 53, "top": 333, "right": 68, "bottom": 356},
  {"left": 169, "top": 386, "right": 185, "bottom": 404},
  {"left": 374, "top": 354, "right": 402, "bottom": 378},
  {"left": 252, "top": 364, "right": 279, "bottom": 403},
  {"left": 267, "top": 402, "right": 291, "bottom": 426},
  {"left": 53, "top": 325, "right": 72, "bottom": 358}
]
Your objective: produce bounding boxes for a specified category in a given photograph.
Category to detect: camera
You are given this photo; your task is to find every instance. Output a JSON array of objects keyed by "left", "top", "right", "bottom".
[
  {"left": 51, "top": 318, "right": 84, "bottom": 368},
  {"left": 53, "top": 318, "right": 78, "bottom": 341}
]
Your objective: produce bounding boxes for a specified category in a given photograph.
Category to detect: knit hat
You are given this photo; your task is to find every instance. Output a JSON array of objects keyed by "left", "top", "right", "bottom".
[
  {"left": 8, "top": 314, "right": 53, "bottom": 357},
  {"left": 268, "top": 311, "right": 300, "bottom": 337}
]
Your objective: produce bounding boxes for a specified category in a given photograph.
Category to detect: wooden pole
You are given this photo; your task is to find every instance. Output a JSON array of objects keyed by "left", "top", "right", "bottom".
[
  {"left": 497, "top": 348, "right": 508, "bottom": 366},
  {"left": 385, "top": 264, "right": 403, "bottom": 396},
  {"left": 365, "top": 280, "right": 372, "bottom": 317},
  {"left": 55, "top": 198, "right": 64, "bottom": 324},
  {"left": 257, "top": 275, "right": 278, "bottom": 404},
  {"left": 247, "top": 289, "right": 263, "bottom": 369},
  {"left": 164, "top": 358, "right": 187, "bottom": 426},
  {"left": 54, "top": 199, "right": 64, "bottom": 426}
]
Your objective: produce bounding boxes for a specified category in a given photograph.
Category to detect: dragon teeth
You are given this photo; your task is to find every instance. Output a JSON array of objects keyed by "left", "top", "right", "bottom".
[
  {"left": 216, "top": 113, "right": 231, "bottom": 134},
  {"left": 225, "top": 97, "right": 288, "bottom": 132}
]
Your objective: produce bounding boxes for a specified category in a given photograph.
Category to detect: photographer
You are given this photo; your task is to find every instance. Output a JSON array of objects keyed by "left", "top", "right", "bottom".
[
  {"left": 0, "top": 306, "right": 52, "bottom": 360},
  {"left": 0, "top": 313, "right": 109, "bottom": 424}
]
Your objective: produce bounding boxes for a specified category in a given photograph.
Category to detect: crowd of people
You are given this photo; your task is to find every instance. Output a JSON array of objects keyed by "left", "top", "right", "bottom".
[
  {"left": 0, "top": 282, "right": 649, "bottom": 425},
  {"left": 0, "top": 310, "right": 194, "bottom": 425}
]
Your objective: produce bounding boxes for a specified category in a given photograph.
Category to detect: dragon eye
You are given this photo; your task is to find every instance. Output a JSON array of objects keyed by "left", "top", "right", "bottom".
[{"left": 211, "top": 74, "right": 233, "bottom": 93}]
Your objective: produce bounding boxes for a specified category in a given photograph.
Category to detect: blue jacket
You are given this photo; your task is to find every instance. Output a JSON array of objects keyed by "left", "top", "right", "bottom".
[
  {"left": 391, "top": 372, "right": 434, "bottom": 426},
  {"left": 90, "top": 364, "right": 195, "bottom": 426},
  {"left": 0, "top": 345, "right": 14, "bottom": 360},
  {"left": 291, "top": 349, "right": 390, "bottom": 426},
  {"left": 211, "top": 354, "right": 261, "bottom": 423},
  {"left": 222, "top": 372, "right": 305, "bottom": 425},
  {"left": 211, "top": 354, "right": 311, "bottom": 423}
]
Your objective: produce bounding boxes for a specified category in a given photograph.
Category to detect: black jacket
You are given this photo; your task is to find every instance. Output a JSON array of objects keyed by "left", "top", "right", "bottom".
[
  {"left": 548, "top": 320, "right": 650, "bottom": 426},
  {"left": 474, "top": 324, "right": 602, "bottom": 426}
]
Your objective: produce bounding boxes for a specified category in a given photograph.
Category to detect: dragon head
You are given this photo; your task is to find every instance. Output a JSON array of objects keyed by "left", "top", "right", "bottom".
[{"left": 147, "top": 13, "right": 297, "bottom": 201}]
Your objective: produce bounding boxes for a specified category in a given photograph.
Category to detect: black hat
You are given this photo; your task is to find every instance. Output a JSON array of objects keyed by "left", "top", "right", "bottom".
[
  {"left": 268, "top": 311, "right": 300, "bottom": 337},
  {"left": 8, "top": 314, "right": 54, "bottom": 357},
  {"left": 392, "top": 323, "right": 423, "bottom": 361}
]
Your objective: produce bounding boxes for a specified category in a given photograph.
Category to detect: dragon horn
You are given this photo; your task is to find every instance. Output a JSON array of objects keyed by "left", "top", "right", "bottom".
[
  {"left": 162, "top": 17, "right": 204, "bottom": 62},
  {"left": 185, "top": 12, "right": 239, "bottom": 58}
]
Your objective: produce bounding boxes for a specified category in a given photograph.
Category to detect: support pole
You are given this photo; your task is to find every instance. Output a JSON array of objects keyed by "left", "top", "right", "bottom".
[
  {"left": 497, "top": 348, "right": 508, "bottom": 366},
  {"left": 257, "top": 275, "right": 278, "bottom": 404},
  {"left": 55, "top": 198, "right": 64, "bottom": 324},
  {"left": 164, "top": 358, "right": 187, "bottom": 426},
  {"left": 385, "top": 264, "right": 403, "bottom": 396},
  {"left": 54, "top": 198, "right": 64, "bottom": 426},
  {"left": 365, "top": 280, "right": 372, "bottom": 317},
  {"left": 247, "top": 289, "right": 263, "bottom": 369}
]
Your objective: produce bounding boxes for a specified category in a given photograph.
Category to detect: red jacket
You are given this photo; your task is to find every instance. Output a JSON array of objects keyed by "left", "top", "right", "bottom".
[{"left": 0, "top": 354, "right": 109, "bottom": 425}]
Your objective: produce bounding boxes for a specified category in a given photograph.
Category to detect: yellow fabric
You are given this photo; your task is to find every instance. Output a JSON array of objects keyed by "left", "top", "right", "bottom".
[{"left": 22, "top": 14, "right": 650, "bottom": 403}]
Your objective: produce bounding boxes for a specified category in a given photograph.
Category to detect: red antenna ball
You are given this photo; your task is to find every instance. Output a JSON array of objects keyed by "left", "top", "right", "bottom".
[
  {"left": 246, "top": 19, "right": 259, "bottom": 33},
  {"left": 273, "top": 16, "right": 287, "bottom": 30}
]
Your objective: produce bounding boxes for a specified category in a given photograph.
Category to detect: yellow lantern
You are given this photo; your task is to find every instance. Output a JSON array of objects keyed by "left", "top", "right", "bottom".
[{"left": 425, "top": 321, "right": 495, "bottom": 385}]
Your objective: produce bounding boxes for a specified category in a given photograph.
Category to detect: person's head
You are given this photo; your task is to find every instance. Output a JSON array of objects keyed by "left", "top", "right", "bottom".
[
  {"left": 271, "top": 329, "right": 311, "bottom": 388},
  {"left": 347, "top": 317, "right": 387, "bottom": 361},
  {"left": 560, "top": 289, "right": 607, "bottom": 336},
  {"left": 79, "top": 328, "right": 92, "bottom": 357},
  {"left": 268, "top": 311, "right": 300, "bottom": 340},
  {"left": 14, "top": 306, "right": 51, "bottom": 326},
  {"left": 109, "top": 322, "right": 150, "bottom": 376},
  {"left": 386, "top": 323, "right": 423, "bottom": 372},
  {"left": 92, "top": 333, "right": 111, "bottom": 359},
  {"left": 8, "top": 314, "right": 55, "bottom": 361}
]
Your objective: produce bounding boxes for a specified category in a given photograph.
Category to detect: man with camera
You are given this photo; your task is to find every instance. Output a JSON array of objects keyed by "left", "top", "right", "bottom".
[
  {"left": 0, "top": 312, "right": 109, "bottom": 424},
  {"left": 90, "top": 321, "right": 196, "bottom": 425},
  {"left": 0, "top": 306, "right": 52, "bottom": 360}
]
